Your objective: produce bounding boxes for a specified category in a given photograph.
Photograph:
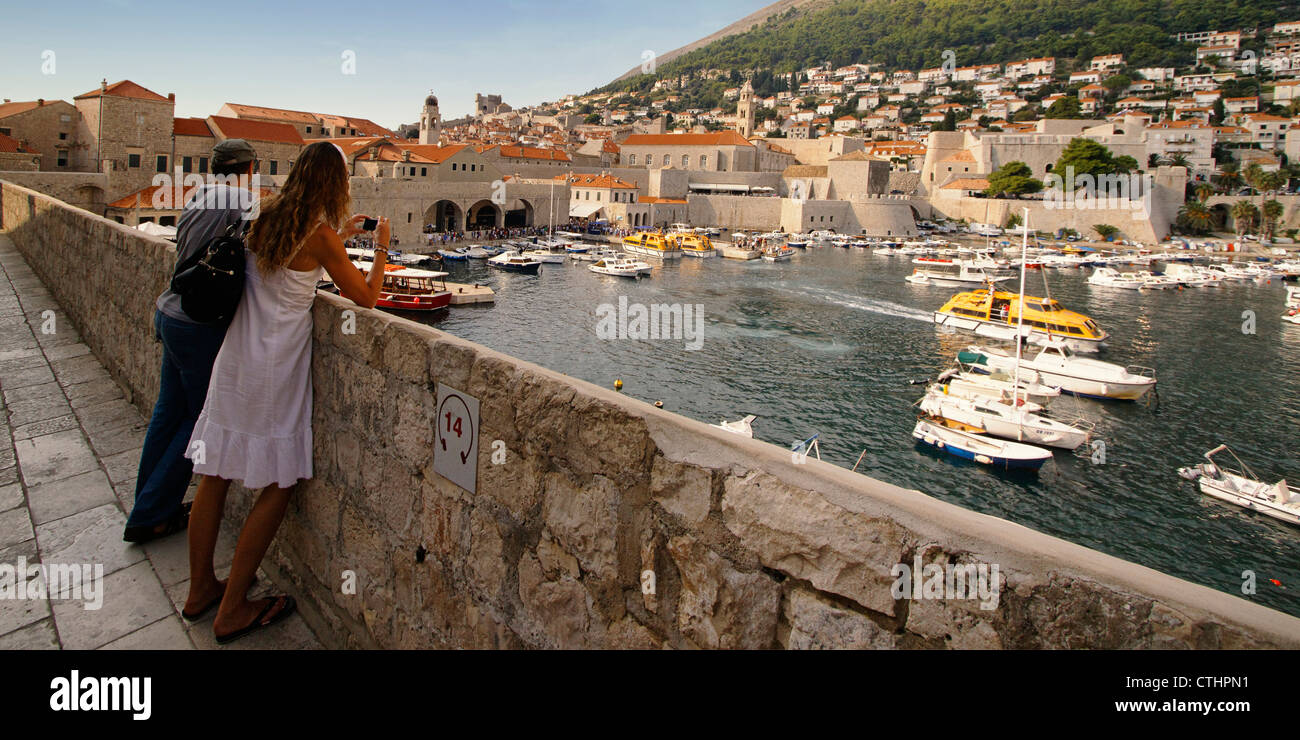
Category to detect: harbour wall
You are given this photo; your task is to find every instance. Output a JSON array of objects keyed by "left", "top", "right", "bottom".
[{"left": 4, "top": 178, "right": 1300, "bottom": 649}]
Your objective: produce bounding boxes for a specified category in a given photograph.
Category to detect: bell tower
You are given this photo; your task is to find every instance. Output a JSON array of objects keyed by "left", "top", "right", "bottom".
[
  {"left": 737, "top": 79, "right": 756, "bottom": 138},
  {"left": 419, "top": 92, "right": 441, "bottom": 145}
]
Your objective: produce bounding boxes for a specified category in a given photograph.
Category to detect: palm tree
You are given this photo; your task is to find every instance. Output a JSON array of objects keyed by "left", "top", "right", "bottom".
[
  {"left": 1215, "top": 161, "right": 1243, "bottom": 194},
  {"left": 1262, "top": 199, "right": 1284, "bottom": 241},
  {"left": 1194, "top": 183, "right": 1214, "bottom": 202},
  {"left": 1161, "top": 153, "right": 1192, "bottom": 169},
  {"left": 1230, "top": 200, "right": 1260, "bottom": 236},
  {"left": 1177, "top": 201, "right": 1213, "bottom": 234},
  {"left": 1244, "top": 163, "right": 1265, "bottom": 195},
  {"left": 1093, "top": 224, "right": 1119, "bottom": 241}
]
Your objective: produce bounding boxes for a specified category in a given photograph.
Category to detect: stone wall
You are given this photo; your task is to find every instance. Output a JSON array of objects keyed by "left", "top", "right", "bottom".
[{"left": 5, "top": 178, "right": 1300, "bottom": 649}]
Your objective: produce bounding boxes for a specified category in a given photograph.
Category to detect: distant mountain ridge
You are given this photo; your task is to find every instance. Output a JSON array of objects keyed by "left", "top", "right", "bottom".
[
  {"left": 600, "top": 0, "right": 1294, "bottom": 92},
  {"left": 609, "top": 0, "right": 832, "bottom": 83}
]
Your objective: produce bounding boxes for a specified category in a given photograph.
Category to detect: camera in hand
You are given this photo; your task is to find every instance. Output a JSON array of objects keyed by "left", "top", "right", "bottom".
[{"left": 361, "top": 217, "right": 379, "bottom": 231}]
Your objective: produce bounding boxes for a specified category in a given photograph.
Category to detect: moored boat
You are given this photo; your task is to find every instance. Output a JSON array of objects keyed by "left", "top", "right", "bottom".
[
  {"left": 589, "top": 257, "right": 653, "bottom": 277},
  {"left": 959, "top": 341, "right": 1156, "bottom": 400},
  {"left": 933, "top": 288, "right": 1108, "bottom": 352},
  {"left": 624, "top": 231, "right": 683, "bottom": 260},
  {"left": 1178, "top": 445, "right": 1300, "bottom": 526},
  {"left": 487, "top": 251, "right": 543, "bottom": 274},
  {"left": 912, "top": 418, "right": 1052, "bottom": 470}
]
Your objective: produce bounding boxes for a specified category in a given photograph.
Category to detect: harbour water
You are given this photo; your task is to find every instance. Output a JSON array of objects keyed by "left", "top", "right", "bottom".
[{"left": 418, "top": 245, "right": 1300, "bottom": 618}]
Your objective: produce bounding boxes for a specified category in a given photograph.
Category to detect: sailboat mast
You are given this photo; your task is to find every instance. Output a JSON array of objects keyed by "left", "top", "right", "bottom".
[{"left": 1015, "top": 207, "right": 1029, "bottom": 440}]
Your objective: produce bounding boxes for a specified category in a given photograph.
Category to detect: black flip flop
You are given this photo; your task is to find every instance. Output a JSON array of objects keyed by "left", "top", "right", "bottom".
[
  {"left": 214, "top": 595, "right": 297, "bottom": 645},
  {"left": 180, "top": 575, "right": 257, "bottom": 621},
  {"left": 123, "top": 501, "right": 193, "bottom": 544}
]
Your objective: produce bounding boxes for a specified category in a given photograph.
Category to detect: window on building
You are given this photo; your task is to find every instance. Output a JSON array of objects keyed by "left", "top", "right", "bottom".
[
  {"left": 0, "top": 128, "right": 9, "bottom": 136},
  {"left": 59, "top": 132, "right": 67, "bottom": 140},
  {"left": 199, "top": 157, "right": 209, "bottom": 173},
  {"left": 60, "top": 114, "right": 71, "bottom": 123},
  {"left": 629, "top": 154, "right": 637, "bottom": 165},
  {"left": 128, "top": 153, "right": 141, "bottom": 168},
  {"left": 682, "top": 155, "right": 689, "bottom": 167},
  {"left": 421, "top": 167, "right": 427, "bottom": 176},
  {"left": 408, "top": 213, "right": 412, "bottom": 223},
  {"left": 270, "top": 160, "right": 278, "bottom": 175},
  {"left": 700, "top": 155, "right": 707, "bottom": 168},
  {"left": 156, "top": 155, "right": 168, "bottom": 172},
  {"left": 306, "top": 126, "right": 312, "bottom": 134},
  {"left": 452, "top": 163, "right": 458, "bottom": 171},
  {"left": 57, "top": 151, "right": 68, "bottom": 167},
  {"left": 182, "top": 156, "right": 192, "bottom": 173},
  {"left": 663, "top": 154, "right": 670, "bottom": 165}
]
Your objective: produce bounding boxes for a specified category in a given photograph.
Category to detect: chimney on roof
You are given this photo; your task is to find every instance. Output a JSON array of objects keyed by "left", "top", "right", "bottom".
[
  {"left": 36, "top": 99, "right": 44, "bottom": 106},
  {"left": 168, "top": 93, "right": 175, "bottom": 102},
  {"left": 101, "top": 79, "right": 108, "bottom": 92}
]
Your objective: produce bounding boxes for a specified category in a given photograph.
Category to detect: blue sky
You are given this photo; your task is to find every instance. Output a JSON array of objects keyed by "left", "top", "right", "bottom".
[{"left": 1, "top": 0, "right": 769, "bottom": 127}]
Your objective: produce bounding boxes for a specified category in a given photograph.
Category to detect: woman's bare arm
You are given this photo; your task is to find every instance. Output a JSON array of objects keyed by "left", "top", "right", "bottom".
[{"left": 310, "top": 219, "right": 389, "bottom": 308}]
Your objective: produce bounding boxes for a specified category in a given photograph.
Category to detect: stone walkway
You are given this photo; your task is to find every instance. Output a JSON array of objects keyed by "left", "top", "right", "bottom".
[{"left": 0, "top": 234, "right": 320, "bottom": 649}]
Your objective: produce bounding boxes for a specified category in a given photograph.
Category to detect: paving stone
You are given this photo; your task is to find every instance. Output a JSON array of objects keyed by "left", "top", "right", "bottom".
[
  {"left": 0, "top": 466, "right": 18, "bottom": 487},
  {"left": 43, "top": 342, "right": 91, "bottom": 362},
  {"left": 51, "top": 354, "right": 110, "bottom": 388},
  {"left": 0, "top": 539, "right": 50, "bottom": 637},
  {"left": 36, "top": 329, "right": 82, "bottom": 349},
  {"left": 0, "top": 619, "right": 59, "bottom": 649},
  {"left": 99, "top": 616, "right": 193, "bottom": 650},
  {"left": 0, "top": 364, "right": 54, "bottom": 390},
  {"left": 52, "top": 560, "right": 172, "bottom": 650},
  {"left": 87, "top": 422, "right": 147, "bottom": 459},
  {"left": 5, "top": 395, "right": 74, "bottom": 428},
  {"left": 27, "top": 469, "right": 117, "bottom": 526},
  {"left": 145, "top": 519, "right": 235, "bottom": 588},
  {"left": 0, "top": 353, "right": 47, "bottom": 374},
  {"left": 101, "top": 448, "right": 144, "bottom": 485},
  {"left": 74, "top": 398, "right": 143, "bottom": 435},
  {"left": 66, "top": 377, "right": 125, "bottom": 408},
  {"left": 0, "top": 507, "right": 35, "bottom": 549},
  {"left": 167, "top": 578, "right": 321, "bottom": 650},
  {"left": 34, "top": 503, "right": 143, "bottom": 577},
  {"left": 0, "top": 482, "right": 22, "bottom": 513},
  {"left": 12, "top": 414, "right": 79, "bottom": 442},
  {"left": 3, "top": 379, "right": 64, "bottom": 407},
  {"left": 13, "top": 429, "right": 98, "bottom": 486},
  {"left": 0, "top": 348, "right": 41, "bottom": 364}
]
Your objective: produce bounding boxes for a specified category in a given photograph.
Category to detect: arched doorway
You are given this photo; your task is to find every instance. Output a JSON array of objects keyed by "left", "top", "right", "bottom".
[
  {"left": 425, "top": 200, "right": 463, "bottom": 232},
  {"left": 1209, "top": 203, "right": 1231, "bottom": 232},
  {"left": 505, "top": 198, "right": 534, "bottom": 228},
  {"left": 467, "top": 200, "right": 501, "bottom": 229}
]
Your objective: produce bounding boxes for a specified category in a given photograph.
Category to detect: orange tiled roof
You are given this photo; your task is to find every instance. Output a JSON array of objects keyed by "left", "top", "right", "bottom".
[
  {"left": 173, "top": 118, "right": 213, "bottom": 137},
  {"left": 0, "top": 132, "right": 37, "bottom": 154},
  {"left": 207, "top": 116, "right": 304, "bottom": 146},
  {"left": 621, "top": 131, "right": 755, "bottom": 147},
  {"left": 482, "top": 144, "right": 571, "bottom": 161},
  {"left": 75, "top": 80, "right": 169, "bottom": 102},
  {"left": 0, "top": 100, "right": 61, "bottom": 119},
  {"left": 108, "top": 183, "right": 273, "bottom": 210},
  {"left": 222, "top": 103, "right": 319, "bottom": 125},
  {"left": 939, "top": 177, "right": 989, "bottom": 190},
  {"left": 638, "top": 196, "right": 687, "bottom": 204},
  {"left": 556, "top": 173, "right": 638, "bottom": 189}
]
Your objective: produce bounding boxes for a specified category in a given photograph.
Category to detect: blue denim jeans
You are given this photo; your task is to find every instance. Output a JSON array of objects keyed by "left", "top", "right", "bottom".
[{"left": 126, "top": 310, "right": 226, "bottom": 529}]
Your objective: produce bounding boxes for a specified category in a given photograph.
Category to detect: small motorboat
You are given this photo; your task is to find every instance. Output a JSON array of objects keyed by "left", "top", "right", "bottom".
[
  {"left": 1286, "top": 285, "right": 1300, "bottom": 309},
  {"left": 487, "top": 251, "right": 543, "bottom": 274},
  {"left": 1087, "top": 267, "right": 1147, "bottom": 290},
  {"left": 438, "top": 247, "right": 469, "bottom": 261},
  {"left": 522, "top": 248, "right": 566, "bottom": 264},
  {"left": 938, "top": 366, "right": 1061, "bottom": 405},
  {"left": 960, "top": 342, "right": 1156, "bottom": 401},
  {"left": 1284, "top": 309, "right": 1300, "bottom": 326},
  {"left": 589, "top": 257, "right": 652, "bottom": 277},
  {"left": 1179, "top": 445, "right": 1300, "bottom": 526},
  {"left": 919, "top": 389, "right": 1091, "bottom": 450},
  {"left": 762, "top": 245, "right": 795, "bottom": 262},
  {"left": 912, "top": 418, "right": 1052, "bottom": 470},
  {"left": 462, "top": 245, "right": 494, "bottom": 259},
  {"left": 710, "top": 415, "right": 756, "bottom": 437}
]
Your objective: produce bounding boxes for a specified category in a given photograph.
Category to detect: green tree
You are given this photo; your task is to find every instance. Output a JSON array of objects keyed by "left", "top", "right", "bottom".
[
  {"left": 1053, "top": 138, "right": 1133, "bottom": 186},
  {"left": 1176, "top": 201, "right": 1212, "bottom": 234},
  {"left": 1262, "top": 199, "right": 1284, "bottom": 240},
  {"left": 1044, "top": 96, "right": 1082, "bottom": 119},
  {"left": 985, "top": 161, "right": 1043, "bottom": 197},
  {"left": 1230, "top": 200, "right": 1259, "bottom": 235},
  {"left": 1215, "top": 161, "right": 1243, "bottom": 193},
  {"left": 1093, "top": 224, "right": 1119, "bottom": 240}
]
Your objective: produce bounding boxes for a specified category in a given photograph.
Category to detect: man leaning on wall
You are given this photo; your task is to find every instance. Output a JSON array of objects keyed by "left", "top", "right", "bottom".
[{"left": 123, "top": 139, "right": 258, "bottom": 543}]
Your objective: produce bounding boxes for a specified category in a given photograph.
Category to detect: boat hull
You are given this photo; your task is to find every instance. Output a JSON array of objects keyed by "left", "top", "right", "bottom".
[
  {"left": 912, "top": 420, "right": 1050, "bottom": 470},
  {"left": 489, "top": 261, "right": 541, "bottom": 274},
  {"left": 624, "top": 243, "right": 683, "bottom": 260},
  {"left": 934, "top": 312, "right": 1104, "bottom": 353},
  {"left": 376, "top": 291, "right": 451, "bottom": 312},
  {"left": 1198, "top": 479, "right": 1300, "bottom": 526}
]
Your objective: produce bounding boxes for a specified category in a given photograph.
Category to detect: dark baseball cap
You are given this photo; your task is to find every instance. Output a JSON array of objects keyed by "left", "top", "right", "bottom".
[{"left": 212, "top": 138, "right": 257, "bottom": 164}]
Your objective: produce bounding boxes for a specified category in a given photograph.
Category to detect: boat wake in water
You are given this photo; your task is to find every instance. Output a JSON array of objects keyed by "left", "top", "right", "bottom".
[{"left": 784, "top": 287, "right": 933, "bottom": 322}]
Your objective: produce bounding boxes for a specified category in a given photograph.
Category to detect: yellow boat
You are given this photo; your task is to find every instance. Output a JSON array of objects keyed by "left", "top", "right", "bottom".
[
  {"left": 671, "top": 233, "right": 716, "bottom": 258},
  {"left": 933, "top": 288, "right": 1107, "bottom": 352},
  {"left": 623, "top": 231, "right": 682, "bottom": 260}
]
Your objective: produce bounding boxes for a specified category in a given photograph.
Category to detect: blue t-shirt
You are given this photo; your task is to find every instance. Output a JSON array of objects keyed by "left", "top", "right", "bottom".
[{"left": 156, "top": 184, "right": 255, "bottom": 324}]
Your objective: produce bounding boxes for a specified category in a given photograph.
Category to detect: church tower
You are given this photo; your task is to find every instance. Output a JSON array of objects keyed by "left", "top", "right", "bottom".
[
  {"left": 736, "top": 79, "right": 756, "bottom": 138},
  {"left": 419, "top": 93, "right": 441, "bottom": 145}
]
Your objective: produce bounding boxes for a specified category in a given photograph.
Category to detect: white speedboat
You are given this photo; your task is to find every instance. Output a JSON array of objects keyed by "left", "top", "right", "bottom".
[
  {"left": 522, "top": 248, "right": 566, "bottom": 264},
  {"left": 959, "top": 341, "right": 1157, "bottom": 401},
  {"left": 1163, "top": 263, "right": 1221, "bottom": 288},
  {"left": 487, "top": 251, "right": 543, "bottom": 274},
  {"left": 762, "top": 246, "right": 794, "bottom": 262},
  {"left": 711, "top": 415, "right": 756, "bottom": 437},
  {"left": 570, "top": 247, "right": 619, "bottom": 262},
  {"left": 1286, "top": 285, "right": 1300, "bottom": 309},
  {"left": 920, "top": 389, "right": 1090, "bottom": 450},
  {"left": 1179, "top": 445, "right": 1300, "bottom": 526},
  {"left": 462, "top": 245, "right": 493, "bottom": 259},
  {"left": 1088, "top": 267, "right": 1147, "bottom": 290},
  {"left": 906, "top": 259, "right": 1014, "bottom": 287},
  {"left": 589, "top": 257, "right": 652, "bottom": 277},
  {"left": 937, "top": 367, "right": 1061, "bottom": 405},
  {"left": 912, "top": 418, "right": 1052, "bottom": 470},
  {"left": 1134, "top": 270, "right": 1179, "bottom": 290}
]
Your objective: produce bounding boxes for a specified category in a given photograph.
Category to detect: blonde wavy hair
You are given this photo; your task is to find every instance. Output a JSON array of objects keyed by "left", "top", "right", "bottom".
[{"left": 247, "top": 141, "right": 350, "bottom": 274}]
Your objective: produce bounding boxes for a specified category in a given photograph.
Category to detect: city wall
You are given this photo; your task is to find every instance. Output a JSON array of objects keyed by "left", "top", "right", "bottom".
[{"left": 5, "top": 179, "right": 1300, "bottom": 649}]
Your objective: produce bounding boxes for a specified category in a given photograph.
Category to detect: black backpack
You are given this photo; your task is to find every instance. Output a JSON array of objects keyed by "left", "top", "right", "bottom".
[{"left": 170, "top": 221, "right": 249, "bottom": 324}]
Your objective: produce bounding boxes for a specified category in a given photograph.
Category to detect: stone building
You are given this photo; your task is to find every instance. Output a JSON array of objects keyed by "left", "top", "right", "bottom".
[
  {"left": 0, "top": 133, "right": 41, "bottom": 171},
  {"left": 418, "top": 94, "right": 441, "bottom": 145},
  {"left": 205, "top": 116, "right": 305, "bottom": 176},
  {"left": 736, "top": 80, "right": 756, "bottom": 138},
  {"left": 620, "top": 132, "right": 758, "bottom": 172},
  {"left": 217, "top": 103, "right": 394, "bottom": 140},
  {"left": 73, "top": 80, "right": 176, "bottom": 200},
  {"left": 0, "top": 99, "right": 81, "bottom": 171},
  {"left": 475, "top": 93, "right": 510, "bottom": 116}
]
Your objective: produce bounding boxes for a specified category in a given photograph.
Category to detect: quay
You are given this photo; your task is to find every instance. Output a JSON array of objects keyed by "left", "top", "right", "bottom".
[{"left": 444, "top": 281, "right": 494, "bottom": 305}]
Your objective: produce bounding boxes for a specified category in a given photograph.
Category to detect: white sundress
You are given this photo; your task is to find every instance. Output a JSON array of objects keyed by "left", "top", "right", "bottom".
[{"left": 187, "top": 247, "right": 323, "bottom": 489}]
